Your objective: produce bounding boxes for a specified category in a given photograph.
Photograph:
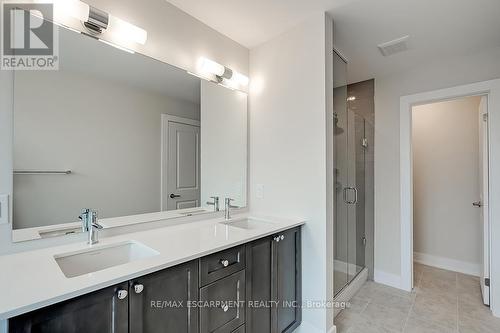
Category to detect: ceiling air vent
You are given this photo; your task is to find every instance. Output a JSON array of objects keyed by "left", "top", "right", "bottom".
[{"left": 378, "top": 35, "right": 410, "bottom": 56}]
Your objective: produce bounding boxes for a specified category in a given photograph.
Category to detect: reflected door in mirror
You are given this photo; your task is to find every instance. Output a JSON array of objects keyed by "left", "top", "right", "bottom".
[{"left": 163, "top": 116, "right": 200, "bottom": 210}]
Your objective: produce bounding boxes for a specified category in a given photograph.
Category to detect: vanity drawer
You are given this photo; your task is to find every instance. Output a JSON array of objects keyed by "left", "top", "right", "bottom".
[
  {"left": 200, "top": 270, "right": 246, "bottom": 333},
  {"left": 200, "top": 245, "right": 246, "bottom": 286}
]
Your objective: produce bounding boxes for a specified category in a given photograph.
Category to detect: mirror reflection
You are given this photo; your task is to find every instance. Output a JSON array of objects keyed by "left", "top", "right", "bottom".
[{"left": 12, "top": 24, "right": 247, "bottom": 241}]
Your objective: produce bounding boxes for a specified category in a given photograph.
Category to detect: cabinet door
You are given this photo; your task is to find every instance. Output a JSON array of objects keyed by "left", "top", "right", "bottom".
[
  {"left": 245, "top": 238, "right": 272, "bottom": 333},
  {"left": 129, "top": 260, "right": 198, "bottom": 333},
  {"left": 8, "top": 283, "right": 129, "bottom": 333},
  {"left": 273, "top": 228, "right": 301, "bottom": 333}
]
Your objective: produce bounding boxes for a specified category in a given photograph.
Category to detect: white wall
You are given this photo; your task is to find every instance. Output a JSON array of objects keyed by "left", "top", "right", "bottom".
[
  {"left": 374, "top": 46, "right": 500, "bottom": 282},
  {"left": 412, "top": 97, "right": 481, "bottom": 274},
  {"left": 249, "top": 12, "right": 334, "bottom": 333},
  {"left": 200, "top": 81, "right": 248, "bottom": 208},
  {"left": 13, "top": 70, "right": 198, "bottom": 229},
  {"left": 0, "top": 0, "right": 248, "bottom": 255}
]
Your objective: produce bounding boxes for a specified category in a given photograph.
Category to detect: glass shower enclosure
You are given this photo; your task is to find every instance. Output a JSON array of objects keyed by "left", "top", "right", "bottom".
[{"left": 333, "top": 51, "right": 374, "bottom": 296}]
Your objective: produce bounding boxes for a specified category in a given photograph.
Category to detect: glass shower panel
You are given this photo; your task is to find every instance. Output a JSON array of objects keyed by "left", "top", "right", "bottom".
[
  {"left": 333, "top": 51, "right": 349, "bottom": 295},
  {"left": 347, "top": 113, "right": 367, "bottom": 279}
]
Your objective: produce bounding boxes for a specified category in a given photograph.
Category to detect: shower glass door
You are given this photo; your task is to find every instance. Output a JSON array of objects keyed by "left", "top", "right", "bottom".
[
  {"left": 333, "top": 52, "right": 371, "bottom": 297},
  {"left": 333, "top": 51, "right": 349, "bottom": 295}
]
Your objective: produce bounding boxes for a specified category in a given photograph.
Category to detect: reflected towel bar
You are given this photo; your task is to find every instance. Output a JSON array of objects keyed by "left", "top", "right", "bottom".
[{"left": 14, "top": 170, "right": 72, "bottom": 175}]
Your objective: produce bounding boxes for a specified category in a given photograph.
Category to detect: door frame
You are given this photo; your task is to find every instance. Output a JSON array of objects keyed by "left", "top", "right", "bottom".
[
  {"left": 399, "top": 79, "right": 500, "bottom": 317},
  {"left": 160, "top": 114, "right": 201, "bottom": 211}
]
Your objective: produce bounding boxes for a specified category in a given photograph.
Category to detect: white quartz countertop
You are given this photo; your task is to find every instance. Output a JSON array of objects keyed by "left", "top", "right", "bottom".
[{"left": 0, "top": 213, "right": 304, "bottom": 320}]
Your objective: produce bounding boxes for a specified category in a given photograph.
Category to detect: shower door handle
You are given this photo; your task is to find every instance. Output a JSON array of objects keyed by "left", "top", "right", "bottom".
[{"left": 343, "top": 187, "right": 358, "bottom": 205}]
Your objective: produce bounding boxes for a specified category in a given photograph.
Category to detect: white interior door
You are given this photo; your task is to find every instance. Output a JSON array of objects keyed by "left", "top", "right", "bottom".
[
  {"left": 478, "top": 96, "right": 490, "bottom": 305},
  {"left": 161, "top": 115, "right": 200, "bottom": 211}
]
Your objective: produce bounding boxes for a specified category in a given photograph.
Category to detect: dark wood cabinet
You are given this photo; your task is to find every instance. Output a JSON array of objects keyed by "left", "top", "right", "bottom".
[
  {"left": 129, "top": 260, "right": 199, "bottom": 333},
  {"left": 8, "top": 227, "right": 301, "bottom": 333},
  {"left": 8, "top": 282, "right": 129, "bottom": 333},
  {"left": 246, "top": 237, "right": 273, "bottom": 333},
  {"left": 274, "top": 228, "right": 301, "bottom": 333},
  {"left": 246, "top": 227, "right": 301, "bottom": 333}
]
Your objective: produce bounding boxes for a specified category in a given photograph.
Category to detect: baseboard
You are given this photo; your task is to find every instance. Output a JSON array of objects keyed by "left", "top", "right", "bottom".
[
  {"left": 414, "top": 252, "right": 480, "bottom": 276},
  {"left": 374, "top": 269, "right": 402, "bottom": 289}
]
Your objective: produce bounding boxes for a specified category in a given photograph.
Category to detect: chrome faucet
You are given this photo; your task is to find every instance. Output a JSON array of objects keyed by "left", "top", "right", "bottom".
[
  {"left": 224, "top": 198, "right": 239, "bottom": 220},
  {"left": 206, "top": 196, "right": 220, "bottom": 211},
  {"left": 79, "top": 208, "right": 103, "bottom": 245}
]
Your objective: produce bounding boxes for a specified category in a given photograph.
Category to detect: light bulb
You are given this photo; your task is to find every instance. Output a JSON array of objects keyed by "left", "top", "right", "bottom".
[
  {"left": 200, "top": 57, "right": 225, "bottom": 77},
  {"left": 53, "top": 0, "right": 89, "bottom": 23},
  {"left": 108, "top": 15, "right": 147, "bottom": 45}
]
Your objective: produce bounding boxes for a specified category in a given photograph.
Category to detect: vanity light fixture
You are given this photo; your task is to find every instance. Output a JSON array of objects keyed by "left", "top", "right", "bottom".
[
  {"left": 200, "top": 57, "right": 249, "bottom": 87},
  {"left": 53, "top": 0, "right": 147, "bottom": 45},
  {"left": 347, "top": 96, "right": 356, "bottom": 102}
]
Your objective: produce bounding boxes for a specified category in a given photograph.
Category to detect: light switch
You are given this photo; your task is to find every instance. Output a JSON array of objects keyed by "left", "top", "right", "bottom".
[
  {"left": 256, "top": 184, "right": 264, "bottom": 199},
  {"left": 0, "top": 194, "right": 8, "bottom": 225}
]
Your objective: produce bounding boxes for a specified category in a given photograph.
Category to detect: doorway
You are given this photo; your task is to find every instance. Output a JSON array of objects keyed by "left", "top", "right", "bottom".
[
  {"left": 400, "top": 79, "right": 500, "bottom": 316},
  {"left": 411, "top": 96, "right": 489, "bottom": 305}
]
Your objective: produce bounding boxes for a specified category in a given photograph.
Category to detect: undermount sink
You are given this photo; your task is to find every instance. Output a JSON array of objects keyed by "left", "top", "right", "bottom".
[
  {"left": 220, "top": 218, "right": 274, "bottom": 230},
  {"left": 54, "top": 241, "right": 159, "bottom": 278},
  {"left": 39, "top": 226, "right": 82, "bottom": 238}
]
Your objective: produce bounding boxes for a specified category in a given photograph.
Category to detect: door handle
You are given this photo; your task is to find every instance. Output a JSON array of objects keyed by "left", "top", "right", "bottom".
[
  {"left": 473, "top": 201, "right": 482, "bottom": 208},
  {"left": 343, "top": 187, "right": 357, "bottom": 205},
  {"left": 343, "top": 187, "right": 350, "bottom": 204},
  {"left": 170, "top": 193, "right": 181, "bottom": 199}
]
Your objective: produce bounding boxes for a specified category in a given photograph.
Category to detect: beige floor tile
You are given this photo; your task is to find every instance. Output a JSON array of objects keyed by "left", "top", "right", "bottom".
[
  {"left": 349, "top": 319, "right": 402, "bottom": 333},
  {"left": 459, "top": 316, "right": 500, "bottom": 333},
  {"left": 346, "top": 295, "right": 370, "bottom": 313},
  {"left": 360, "top": 302, "right": 408, "bottom": 332},
  {"left": 370, "top": 288, "right": 414, "bottom": 313},
  {"left": 411, "top": 293, "right": 458, "bottom": 329},
  {"left": 422, "top": 265, "right": 457, "bottom": 280},
  {"left": 335, "top": 308, "right": 363, "bottom": 333},
  {"left": 458, "top": 300, "right": 499, "bottom": 323},
  {"left": 353, "top": 281, "right": 379, "bottom": 301},
  {"left": 404, "top": 313, "right": 457, "bottom": 333},
  {"left": 413, "top": 270, "right": 423, "bottom": 288}
]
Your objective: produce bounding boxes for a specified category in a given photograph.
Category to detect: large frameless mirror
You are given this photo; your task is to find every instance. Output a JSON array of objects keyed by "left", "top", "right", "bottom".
[{"left": 11, "top": 20, "right": 247, "bottom": 242}]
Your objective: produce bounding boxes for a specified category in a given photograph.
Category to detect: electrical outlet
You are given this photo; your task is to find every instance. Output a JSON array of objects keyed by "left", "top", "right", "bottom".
[
  {"left": 0, "top": 194, "right": 8, "bottom": 225},
  {"left": 256, "top": 184, "right": 264, "bottom": 199}
]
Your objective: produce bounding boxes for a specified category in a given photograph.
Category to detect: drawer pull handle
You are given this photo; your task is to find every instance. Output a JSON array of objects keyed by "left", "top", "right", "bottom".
[
  {"left": 134, "top": 284, "right": 144, "bottom": 294},
  {"left": 117, "top": 289, "right": 128, "bottom": 300},
  {"left": 220, "top": 259, "right": 230, "bottom": 267},
  {"left": 222, "top": 304, "right": 229, "bottom": 312}
]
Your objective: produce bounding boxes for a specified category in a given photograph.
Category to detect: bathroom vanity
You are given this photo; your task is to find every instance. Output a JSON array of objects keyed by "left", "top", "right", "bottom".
[
  {"left": 1, "top": 216, "right": 303, "bottom": 333},
  {"left": 0, "top": 8, "right": 303, "bottom": 333}
]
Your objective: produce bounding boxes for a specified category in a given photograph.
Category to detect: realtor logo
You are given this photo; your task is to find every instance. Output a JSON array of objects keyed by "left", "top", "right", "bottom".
[{"left": 1, "top": 1, "right": 59, "bottom": 70}]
